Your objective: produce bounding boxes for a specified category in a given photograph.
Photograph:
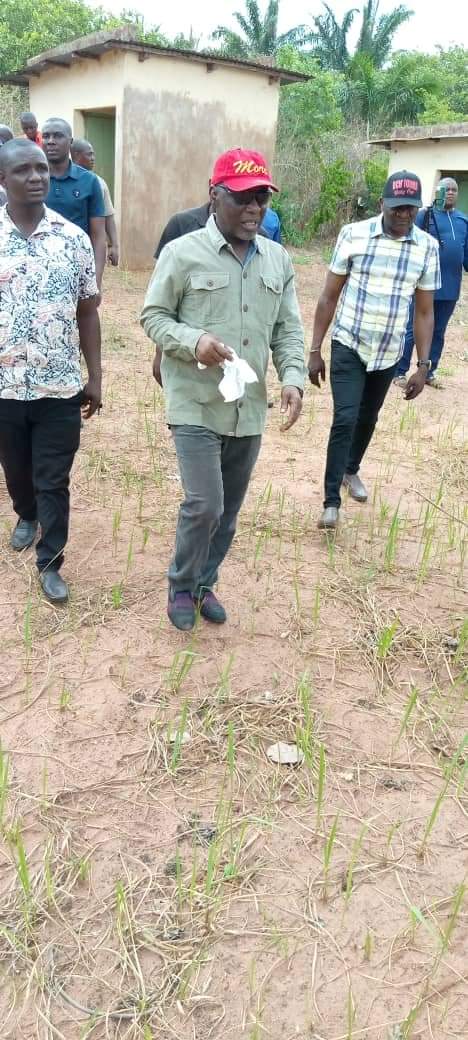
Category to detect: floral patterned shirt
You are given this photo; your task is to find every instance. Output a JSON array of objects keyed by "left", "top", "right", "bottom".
[{"left": 0, "top": 205, "right": 98, "bottom": 400}]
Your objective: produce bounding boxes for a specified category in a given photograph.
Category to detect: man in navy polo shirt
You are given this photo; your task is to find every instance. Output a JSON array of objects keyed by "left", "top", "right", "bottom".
[
  {"left": 394, "top": 177, "right": 468, "bottom": 388},
  {"left": 42, "top": 118, "right": 106, "bottom": 292}
]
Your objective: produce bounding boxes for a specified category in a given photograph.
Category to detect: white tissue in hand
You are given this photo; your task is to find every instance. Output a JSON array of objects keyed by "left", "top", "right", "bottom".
[
  {"left": 197, "top": 348, "right": 258, "bottom": 402},
  {"left": 219, "top": 353, "right": 258, "bottom": 402}
]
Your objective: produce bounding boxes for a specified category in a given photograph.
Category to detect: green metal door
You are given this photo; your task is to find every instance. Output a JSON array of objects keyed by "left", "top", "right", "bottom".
[{"left": 83, "top": 112, "right": 115, "bottom": 200}]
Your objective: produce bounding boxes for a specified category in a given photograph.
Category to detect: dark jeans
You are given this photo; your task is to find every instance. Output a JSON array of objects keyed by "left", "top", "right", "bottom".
[
  {"left": 169, "top": 425, "right": 261, "bottom": 593},
  {"left": 0, "top": 394, "right": 82, "bottom": 571},
  {"left": 397, "top": 298, "right": 457, "bottom": 376},
  {"left": 324, "top": 342, "right": 396, "bottom": 508}
]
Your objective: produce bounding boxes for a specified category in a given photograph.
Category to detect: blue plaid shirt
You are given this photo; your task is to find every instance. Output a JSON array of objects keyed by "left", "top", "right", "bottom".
[{"left": 330, "top": 214, "right": 441, "bottom": 370}]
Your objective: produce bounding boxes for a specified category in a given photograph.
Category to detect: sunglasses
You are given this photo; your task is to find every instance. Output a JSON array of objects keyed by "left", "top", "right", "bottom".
[{"left": 217, "top": 184, "right": 272, "bottom": 207}]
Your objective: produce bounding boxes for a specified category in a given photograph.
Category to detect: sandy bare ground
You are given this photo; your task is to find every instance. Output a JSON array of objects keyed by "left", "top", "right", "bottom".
[{"left": 0, "top": 249, "right": 467, "bottom": 1040}]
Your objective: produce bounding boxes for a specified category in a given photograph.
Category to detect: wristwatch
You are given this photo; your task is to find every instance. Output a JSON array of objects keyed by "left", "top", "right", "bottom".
[{"left": 416, "top": 359, "right": 432, "bottom": 370}]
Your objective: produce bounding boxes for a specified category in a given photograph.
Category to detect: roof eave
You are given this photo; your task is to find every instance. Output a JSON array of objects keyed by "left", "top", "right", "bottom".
[{"left": 1, "top": 36, "right": 310, "bottom": 86}]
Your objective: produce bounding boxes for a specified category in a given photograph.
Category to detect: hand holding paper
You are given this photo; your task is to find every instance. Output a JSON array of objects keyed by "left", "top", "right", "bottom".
[{"left": 197, "top": 344, "right": 258, "bottom": 403}]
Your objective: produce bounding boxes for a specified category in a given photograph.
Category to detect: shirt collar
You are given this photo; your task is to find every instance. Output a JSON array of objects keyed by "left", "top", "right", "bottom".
[
  {"left": 205, "top": 212, "right": 264, "bottom": 254},
  {"left": 370, "top": 211, "right": 418, "bottom": 243},
  {"left": 0, "top": 204, "right": 66, "bottom": 236},
  {"left": 50, "top": 159, "right": 79, "bottom": 180}
]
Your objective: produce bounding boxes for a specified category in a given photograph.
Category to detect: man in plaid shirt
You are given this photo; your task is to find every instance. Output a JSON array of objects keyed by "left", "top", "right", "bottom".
[{"left": 308, "top": 170, "right": 440, "bottom": 530}]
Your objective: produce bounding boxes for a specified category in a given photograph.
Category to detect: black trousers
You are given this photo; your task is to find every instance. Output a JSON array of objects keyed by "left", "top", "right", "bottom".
[
  {"left": 0, "top": 394, "right": 82, "bottom": 571},
  {"left": 324, "top": 342, "right": 396, "bottom": 508}
]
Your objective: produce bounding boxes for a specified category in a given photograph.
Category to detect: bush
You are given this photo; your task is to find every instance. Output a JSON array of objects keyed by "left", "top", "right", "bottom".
[
  {"left": 274, "top": 123, "right": 389, "bottom": 244},
  {"left": 308, "top": 158, "right": 354, "bottom": 235},
  {"left": 361, "top": 155, "right": 389, "bottom": 216},
  {"left": 0, "top": 85, "right": 29, "bottom": 133}
]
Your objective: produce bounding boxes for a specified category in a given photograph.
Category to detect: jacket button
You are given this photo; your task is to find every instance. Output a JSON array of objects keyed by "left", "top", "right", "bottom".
[
  {"left": 243, "top": 337, "right": 249, "bottom": 346},
  {"left": 207, "top": 280, "right": 213, "bottom": 287},
  {"left": 243, "top": 272, "right": 248, "bottom": 279},
  {"left": 243, "top": 304, "right": 248, "bottom": 312}
]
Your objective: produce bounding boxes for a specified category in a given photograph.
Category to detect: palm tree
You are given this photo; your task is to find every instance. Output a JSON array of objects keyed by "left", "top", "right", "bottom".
[
  {"left": 356, "top": 0, "right": 413, "bottom": 68},
  {"left": 306, "top": 4, "right": 358, "bottom": 72},
  {"left": 212, "top": 0, "right": 308, "bottom": 58},
  {"left": 340, "top": 50, "right": 442, "bottom": 136},
  {"left": 309, "top": 0, "right": 413, "bottom": 72}
]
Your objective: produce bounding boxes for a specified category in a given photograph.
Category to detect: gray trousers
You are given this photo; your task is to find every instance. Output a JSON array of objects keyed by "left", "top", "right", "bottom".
[{"left": 169, "top": 425, "right": 261, "bottom": 594}]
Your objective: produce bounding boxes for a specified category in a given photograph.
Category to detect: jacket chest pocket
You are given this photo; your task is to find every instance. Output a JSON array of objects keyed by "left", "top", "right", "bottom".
[
  {"left": 260, "top": 274, "right": 282, "bottom": 324},
  {"left": 188, "top": 272, "right": 230, "bottom": 323}
]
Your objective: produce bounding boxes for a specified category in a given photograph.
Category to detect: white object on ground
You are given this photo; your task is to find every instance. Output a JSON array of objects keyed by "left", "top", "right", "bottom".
[
  {"left": 167, "top": 729, "right": 191, "bottom": 745},
  {"left": 267, "top": 741, "right": 304, "bottom": 766},
  {"left": 198, "top": 346, "right": 258, "bottom": 402}
]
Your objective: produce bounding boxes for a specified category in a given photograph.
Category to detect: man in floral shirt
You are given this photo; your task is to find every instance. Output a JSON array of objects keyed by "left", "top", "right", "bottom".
[{"left": 0, "top": 139, "right": 102, "bottom": 603}]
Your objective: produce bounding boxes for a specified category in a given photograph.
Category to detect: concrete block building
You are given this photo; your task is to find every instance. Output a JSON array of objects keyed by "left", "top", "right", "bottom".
[
  {"left": 371, "top": 123, "right": 468, "bottom": 212},
  {"left": 3, "top": 27, "right": 306, "bottom": 267}
]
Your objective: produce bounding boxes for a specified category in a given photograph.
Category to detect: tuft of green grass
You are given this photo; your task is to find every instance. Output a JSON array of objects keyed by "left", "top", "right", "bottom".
[
  {"left": 418, "top": 735, "right": 468, "bottom": 856},
  {"left": 323, "top": 812, "right": 339, "bottom": 898},
  {"left": 0, "top": 741, "right": 10, "bottom": 832}
]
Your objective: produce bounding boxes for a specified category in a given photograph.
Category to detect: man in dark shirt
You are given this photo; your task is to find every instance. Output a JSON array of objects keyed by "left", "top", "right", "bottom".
[
  {"left": 152, "top": 202, "right": 212, "bottom": 384},
  {"left": 394, "top": 177, "right": 468, "bottom": 388},
  {"left": 42, "top": 118, "right": 106, "bottom": 291},
  {"left": 155, "top": 202, "right": 210, "bottom": 259}
]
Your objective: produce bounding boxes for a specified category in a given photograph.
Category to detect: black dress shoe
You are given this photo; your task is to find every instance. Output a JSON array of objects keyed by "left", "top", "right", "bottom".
[
  {"left": 39, "top": 570, "right": 69, "bottom": 604},
  {"left": 10, "top": 519, "right": 38, "bottom": 551}
]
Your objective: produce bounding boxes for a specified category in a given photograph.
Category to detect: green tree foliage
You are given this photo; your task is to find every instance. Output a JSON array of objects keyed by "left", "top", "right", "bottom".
[
  {"left": 361, "top": 154, "right": 389, "bottom": 212},
  {"left": 212, "top": 0, "right": 308, "bottom": 58},
  {"left": 104, "top": 9, "right": 168, "bottom": 46},
  {"left": 170, "top": 31, "right": 202, "bottom": 52},
  {"left": 0, "top": 1, "right": 170, "bottom": 76},
  {"left": 339, "top": 50, "right": 443, "bottom": 134},
  {"left": 0, "top": 0, "right": 108, "bottom": 74},
  {"left": 432, "top": 47, "right": 467, "bottom": 121},
  {"left": 306, "top": 3, "right": 358, "bottom": 72},
  {"left": 277, "top": 46, "right": 343, "bottom": 139},
  {"left": 374, "top": 51, "right": 443, "bottom": 128},
  {"left": 308, "top": 0, "right": 412, "bottom": 71},
  {"left": 355, "top": 0, "right": 412, "bottom": 68},
  {"left": 308, "top": 158, "right": 354, "bottom": 233}
]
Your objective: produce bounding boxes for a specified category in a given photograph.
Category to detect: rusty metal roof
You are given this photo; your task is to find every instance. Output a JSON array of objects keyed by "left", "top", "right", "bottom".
[
  {"left": 1, "top": 27, "right": 310, "bottom": 86},
  {"left": 370, "top": 122, "right": 468, "bottom": 147}
]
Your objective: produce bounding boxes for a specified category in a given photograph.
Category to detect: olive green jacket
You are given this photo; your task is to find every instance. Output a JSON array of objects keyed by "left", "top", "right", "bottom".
[{"left": 140, "top": 215, "right": 306, "bottom": 436}]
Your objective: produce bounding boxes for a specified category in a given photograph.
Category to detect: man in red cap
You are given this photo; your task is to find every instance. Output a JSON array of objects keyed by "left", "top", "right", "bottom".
[{"left": 142, "top": 148, "right": 305, "bottom": 631}]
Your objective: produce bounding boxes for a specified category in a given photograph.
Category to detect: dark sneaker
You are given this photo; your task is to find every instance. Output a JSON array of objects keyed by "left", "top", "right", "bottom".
[
  {"left": 10, "top": 519, "right": 38, "bottom": 551},
  {"left": 39, "top": 569, "right": 69, "bottom": 604},
  {"left": 195, "top": 589, "right": 227, "bottom": 624},
  {"left": 167, "top": 588, "right": 195, "bottom": 631}
]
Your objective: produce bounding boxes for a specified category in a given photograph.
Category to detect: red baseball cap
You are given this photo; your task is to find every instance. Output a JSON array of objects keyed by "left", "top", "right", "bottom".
[{"left": 211, "top": 148, "right": 278, "bottom": 192}]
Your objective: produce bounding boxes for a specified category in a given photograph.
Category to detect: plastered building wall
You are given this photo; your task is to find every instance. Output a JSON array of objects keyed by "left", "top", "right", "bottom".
[
  {"left": 119, "top": 51, "right": 280, "bottom": 267},
  {"left": 29, "top": 51, "right": 125, "bottom": 225},
  {"left": 29, "top": 49, "right": 280, "bottom": 268}
]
